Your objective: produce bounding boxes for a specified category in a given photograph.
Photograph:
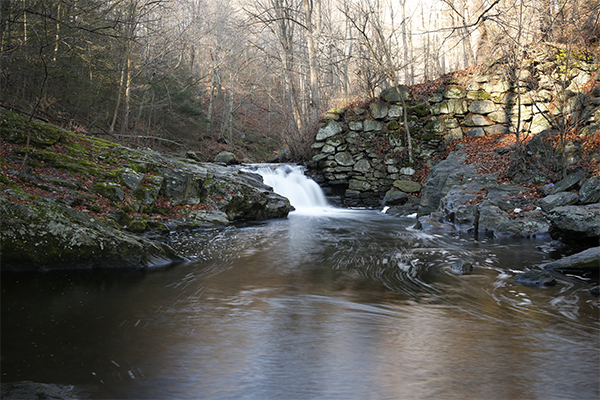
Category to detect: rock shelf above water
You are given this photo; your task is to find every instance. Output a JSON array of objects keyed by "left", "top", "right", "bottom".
[{"left": 0, "top": 107, "right": 290, "bottom": 271}]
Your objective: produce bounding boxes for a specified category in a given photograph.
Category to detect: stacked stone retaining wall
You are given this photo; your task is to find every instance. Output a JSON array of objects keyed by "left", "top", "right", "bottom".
[{"left": 308, "top": 45, "right": 600, "bottom": 207}]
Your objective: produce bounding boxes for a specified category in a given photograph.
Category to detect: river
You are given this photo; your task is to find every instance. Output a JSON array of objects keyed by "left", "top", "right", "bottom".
[{"left": 1, "top": 166, "right": 598, "bottom": 399}]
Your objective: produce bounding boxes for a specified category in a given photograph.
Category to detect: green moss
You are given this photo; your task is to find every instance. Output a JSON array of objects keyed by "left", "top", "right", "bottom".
[
  {"left": 0, "top": 172, "right": 17, "bottom": 187},
  {"left": 88, "top": 205, "right": 103, "bottom": 213},
  {"left": 64, "top": 142, "right": 88, "bottom": 157},
  {"left": 147, "top": 221, "right": 170, "bottom": 233},
  {"left": 467, "top": 91, "right": 491, "bottom": 100},
  {"left": 27, "top": 159, "right": 44, "bottom": 168},
  {"left": 93, "top": 181, "right": 124, "bottom": 202},
  {"left": 407, "top": 103, "right": 429, "bottom": 117},
  {"left": 90, "top": 136, "right": 120, "bottom": 150},
  {"left": 0, "top": 109, "right": 64, "bottom": 148},
  {"left": 387, "top": 121, "right": 400, "bottom": 130},
  {"left": 20, "top": 148, "right": 101, "bottom": 175},
  {"left": 126, "top": 217, "right": 148, "bottom": 233}
]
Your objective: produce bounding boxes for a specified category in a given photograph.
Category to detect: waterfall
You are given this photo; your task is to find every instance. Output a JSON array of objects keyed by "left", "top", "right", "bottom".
[{"left": 251, "top": 164, "right": 331, "bottom": 213}]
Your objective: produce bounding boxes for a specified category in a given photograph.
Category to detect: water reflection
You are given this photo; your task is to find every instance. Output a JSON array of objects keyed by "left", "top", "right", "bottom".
[{"left": 1, "top": 210, "right": 599, "bottom": 400}]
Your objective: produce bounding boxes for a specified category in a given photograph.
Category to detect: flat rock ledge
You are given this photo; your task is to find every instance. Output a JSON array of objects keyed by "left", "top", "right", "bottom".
[
  {"left": 541, "top": 246, "right": 600, "bottom": 273},
  {"left": 0, "top": 196, "right": 187, "bottom": 271}
]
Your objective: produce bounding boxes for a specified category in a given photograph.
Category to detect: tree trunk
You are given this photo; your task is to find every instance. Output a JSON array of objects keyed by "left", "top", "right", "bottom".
[
  {"left": 121, "top": 54, "right": 132, "bottom": 135},
  {"left": 109, "top": 61, "right": 125, "bottom": 133},
  {"left": 303, "top": 0, "right": 320, "bottom": 122}
]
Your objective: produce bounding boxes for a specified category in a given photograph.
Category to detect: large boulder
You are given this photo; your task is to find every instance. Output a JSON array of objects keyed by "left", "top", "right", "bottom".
[
  {"left": 0, "top": 196, "right": 185, "bottom": 271},
  {"left": 548, "top": 203, "right": 600, "bottom": 245},
  {"left": 199, "top": 165, "right": 291, "bottom": 221},
  {"left": 477, "top": 204, "right": 511, "bottom": 237},
  {"left": 417, "top": 151, "right": 477, "bottom": 217},
  {"left": 214, "top": 151, "right": 237, "bottom": 165},
  {"left": 382, "top": 189, "right": 409, "bottom": 206}
]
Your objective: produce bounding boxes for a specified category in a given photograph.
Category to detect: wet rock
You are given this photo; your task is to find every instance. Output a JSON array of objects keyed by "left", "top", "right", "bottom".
[
  {"left": 417, "top": 151, "right": 477, "bottom": 217},
  {"left": 477, "top": 204, "right": 510, "bottom": 237},
  {"left": 494, "top": 217, "right": 549, "bottom": 239},
  {"left": 542, "top": 246, "right": 600, "bottom": 273},
  {"left": 181, "top": 210, "right": 230, "bottom": 229},
  {"left": 384, "top": 196, "right": 420, "bottom": 216},
  {"left": 548, "top": 204, "right": 600, "bottom": 245},
  {"left": 439, "top": 180, "right": 486, "bottom": 232},
  {"left": 1, "top": 381, "right": 85, "bottom": 400},
  {"left": 416, "top": 212, "right": 457, "bottom": 233},
  {"left": 451, "top": 260, "right": 473, "bottom": 275},
  {"left": 514, "top": 270, "right": 557, "bottom": 286},
  {"left": 0, "top": 196, "right": 186, "bottom": 271},
  {"left": 382, "top": 189, "right": 409, "bottom": 206}
]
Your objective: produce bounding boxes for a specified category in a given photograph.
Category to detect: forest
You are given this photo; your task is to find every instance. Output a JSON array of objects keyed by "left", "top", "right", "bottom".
[{"left": 1, "top": 0, "right": 598, "bottom": 161}]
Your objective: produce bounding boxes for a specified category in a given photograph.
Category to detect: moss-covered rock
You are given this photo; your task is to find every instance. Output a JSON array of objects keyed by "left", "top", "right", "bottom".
[
  {"left": 0, "top": 109, "right": 63, "bottom": 148},
  {"left": 407, "top": 102, "right": 429, "bottom": 117},
  {"left": 0, "top": 196, "right": 185, "bottom": 271},
  {"left": 0, "top": 107, "right": 293, "bottom": 271},
  {"left": 93, "top": 181, "right": 125, "bottom": 202},
  {"left": 22, "top": 148, "right": 100, "bottom": 175}
]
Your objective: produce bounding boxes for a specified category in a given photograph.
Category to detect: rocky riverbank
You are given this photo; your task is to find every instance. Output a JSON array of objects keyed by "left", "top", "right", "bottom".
[
  {"left": 307, "top": 43, "right": 599, "bottom": 287},
  {"left": 0, "top": 106, "right": 290, "bottom": 271}
]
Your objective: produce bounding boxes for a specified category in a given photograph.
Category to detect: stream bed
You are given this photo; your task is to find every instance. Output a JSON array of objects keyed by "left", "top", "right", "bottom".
[{"left": 1, "top": 208, "right": 599, "bottom": 399}]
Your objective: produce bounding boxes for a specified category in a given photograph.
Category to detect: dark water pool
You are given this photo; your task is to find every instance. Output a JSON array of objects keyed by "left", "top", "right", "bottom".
[{"left": 2, "top": 210, "right": 599, "bottom": 399}]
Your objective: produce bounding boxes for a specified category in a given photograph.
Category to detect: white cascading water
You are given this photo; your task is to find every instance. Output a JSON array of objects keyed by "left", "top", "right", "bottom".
[{"left": 252, "top": 164, "right": 332, "bottom": 214}]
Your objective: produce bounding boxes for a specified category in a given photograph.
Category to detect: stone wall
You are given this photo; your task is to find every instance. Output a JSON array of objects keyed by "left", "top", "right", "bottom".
[{"left": 308, "top": 45, "right": 599, "bottom": 207}]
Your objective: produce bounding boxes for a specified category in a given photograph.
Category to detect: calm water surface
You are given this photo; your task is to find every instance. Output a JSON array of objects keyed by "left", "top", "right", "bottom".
[{"left": 2, "top": 210, "right": 599, "bottom": 399}]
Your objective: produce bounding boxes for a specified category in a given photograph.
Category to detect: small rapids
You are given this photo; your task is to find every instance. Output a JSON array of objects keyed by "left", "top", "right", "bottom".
[
  {"left": 1, "top": 165, "right": 598, "bottom": 400},
  {"left": 252, "top": 164, "right": 329, "bottom": 212}
]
